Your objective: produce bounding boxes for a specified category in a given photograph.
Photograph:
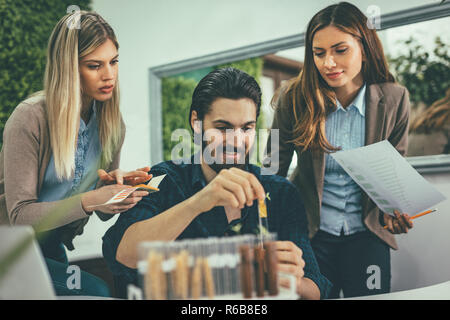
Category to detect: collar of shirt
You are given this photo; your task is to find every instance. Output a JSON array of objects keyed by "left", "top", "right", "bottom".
[
  {"left": 335, "top": 83, "right": 366, "bottom": 117},
  {"left": 79, "top": 100, "right": 98, "bottom": 135},
  {"left": 191, "top": 158, "right": 206, "bottom": 191}
]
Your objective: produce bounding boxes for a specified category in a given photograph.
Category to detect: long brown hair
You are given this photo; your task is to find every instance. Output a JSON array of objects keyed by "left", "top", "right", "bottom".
[
  {"left": 277, "top": 2, "right": 394, "bottom": 153},
  {"left": 410, "top": 88, "right": 450, "bottom": 134}
]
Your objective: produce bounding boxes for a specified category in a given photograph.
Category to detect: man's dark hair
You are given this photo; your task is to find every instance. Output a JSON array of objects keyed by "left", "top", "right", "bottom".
[{"left": 188, "top": 67, "right": 262, "bottom": 131}]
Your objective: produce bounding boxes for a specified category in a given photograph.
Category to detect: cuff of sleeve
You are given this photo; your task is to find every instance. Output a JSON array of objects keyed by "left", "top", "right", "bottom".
[
  {"left": 304, "top": 270, "right": 332, "bottom": 300},
  {"left": 72, "top": 194, "right": 93, "bottom": 218}
]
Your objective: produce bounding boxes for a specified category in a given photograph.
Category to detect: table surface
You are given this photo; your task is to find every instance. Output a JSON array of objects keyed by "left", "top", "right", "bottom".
[
  {"left": 343, "top": 281, "right": 450, "bottom": 300},
  {"left": 57, "top": 281, "right": 450, "bottom": 300}
]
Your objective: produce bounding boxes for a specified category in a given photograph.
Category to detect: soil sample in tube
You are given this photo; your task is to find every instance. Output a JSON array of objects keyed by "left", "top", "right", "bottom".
[
  {"left": 202, "top": 258, "right": 215, "bottom": 299},
  {"left": 145, "top": 251, "right": 167, "bottom": 300},
  {"left": 254, "top": 246, "right": 265, "bottom": 297},
  {"left": 239, "top": 245, "right": 254, "bottom": 298},
  {"left": 191, "top": 257, "right": 203, "bottom": 299},
  {"left": 174, "top": 250, "right": 189, "bottom": 299},
  {"left": 264, "top": 242, "right": 279, "bottom": 296}
]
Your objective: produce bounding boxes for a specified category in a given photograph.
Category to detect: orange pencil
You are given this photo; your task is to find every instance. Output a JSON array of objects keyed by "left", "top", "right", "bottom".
[
  {"left": 383, "top": 209, "right": 436, "bottom": 229},
  {"left": 134, "top": 184, "right": 159, "bottom": 192},
  {"left": 410, "top": 209, "right": 436, "bottom": 220}
]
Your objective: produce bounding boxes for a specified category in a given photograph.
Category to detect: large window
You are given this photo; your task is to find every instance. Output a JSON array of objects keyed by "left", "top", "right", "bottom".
[{"left": 149, "top": 2, "right": 450, "bottom": 173}]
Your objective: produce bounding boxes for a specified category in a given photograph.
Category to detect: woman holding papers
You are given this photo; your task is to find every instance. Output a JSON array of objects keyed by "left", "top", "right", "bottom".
[
  {"left": 266, "top": 2, "right": 413, "bottom": 298},
  {"left": 0, "top": 11, "right": 149, "bottom": 296}
]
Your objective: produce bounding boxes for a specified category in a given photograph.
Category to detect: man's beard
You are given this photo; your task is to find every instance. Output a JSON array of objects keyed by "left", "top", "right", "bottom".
[{"left": 201, "top": 139, "right": 250, "bottom": 174}]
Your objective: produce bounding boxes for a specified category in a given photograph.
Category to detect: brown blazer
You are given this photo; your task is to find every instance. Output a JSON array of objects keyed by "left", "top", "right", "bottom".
[{"left": 267, "top": 82, "right": 410, "bottom": 250}]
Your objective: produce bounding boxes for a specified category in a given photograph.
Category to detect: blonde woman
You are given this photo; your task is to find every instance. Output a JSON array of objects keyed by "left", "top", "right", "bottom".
[{"left": 0, "top": 11, "right": 149, "bottom": 296}]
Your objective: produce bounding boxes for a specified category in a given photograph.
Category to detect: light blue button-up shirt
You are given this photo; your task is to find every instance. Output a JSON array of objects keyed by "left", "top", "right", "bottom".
[
  {"left": 38, "top": 102, "right": 101, "bottom": 202},
  {"left": 319, "top": 85, "right": 367, "bottom": 236}
]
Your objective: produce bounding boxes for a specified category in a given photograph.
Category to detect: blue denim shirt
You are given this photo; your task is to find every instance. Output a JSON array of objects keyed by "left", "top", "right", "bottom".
[
  {"left": 103, "top": 157, "right": 332, "bottom": 299},
  {"left": 320, "top": 85, "right": 367, "bottom": 236},
  {"left": 38, "top": 103, "right": 101, "bottom": 202}
]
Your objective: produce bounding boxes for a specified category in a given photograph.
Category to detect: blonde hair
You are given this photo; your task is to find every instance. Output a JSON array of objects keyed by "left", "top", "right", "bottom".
[{"left": 44, "top": 11, "right": 122, "bottom": 180}]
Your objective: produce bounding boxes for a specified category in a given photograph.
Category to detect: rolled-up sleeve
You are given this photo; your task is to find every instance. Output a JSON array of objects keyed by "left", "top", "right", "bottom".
[{"left": 102, "top": 169, "right": 174, "bottom": 277}]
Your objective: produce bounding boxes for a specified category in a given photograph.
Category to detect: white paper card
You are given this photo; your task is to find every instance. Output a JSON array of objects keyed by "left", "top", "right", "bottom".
[
  {"left": 146, "top": 174, "right": 166, "bottom": 189},
  {"left": 331, "top": 140, "right": 446, "bottom": 216},
  {"left": 88, "top": 174, "right": 167, "bottom": 209}
]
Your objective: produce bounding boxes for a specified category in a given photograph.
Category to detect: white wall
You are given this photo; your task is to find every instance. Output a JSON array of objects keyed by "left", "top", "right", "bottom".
[
  {"left": 67, "top": 0, "right": 450, "bottom": 294},
  {"left": 90, "top": 0, "right": 436, "bottom": 171},
  {"left": 391, "top": 172, "right": 450, "bottom": 292}
]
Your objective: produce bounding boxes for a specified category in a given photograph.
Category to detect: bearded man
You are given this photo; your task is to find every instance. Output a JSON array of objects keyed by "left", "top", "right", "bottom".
[{"left": 102, "top": 68, "right": 331, "bottom": 299}]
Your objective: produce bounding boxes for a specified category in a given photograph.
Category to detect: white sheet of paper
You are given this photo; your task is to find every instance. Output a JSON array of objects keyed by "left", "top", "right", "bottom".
[
  {"left": 146, "top": 174, "right": 166, "bottom": 189},
  {"left": 331, "top": 140, "right": 446, "bottom": 216},
  {"left": 88, "top": 174, "right": 167, "bottom": 209}
]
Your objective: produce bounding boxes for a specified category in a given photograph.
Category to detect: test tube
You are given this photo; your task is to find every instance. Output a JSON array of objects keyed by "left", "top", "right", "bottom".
[
  {"left": 239, "top": 244, "right": 254, "bottom": 299},
  {"left": 263, "top": 241, "right": 279, "bottom": 296},
  {"left": 139, "top": 241, "right": 165, "bottom": 300},
  {"left": 146, "top": 250, "right": 166, "bottom": 300},
  {"left": 201, "top": 238, "right": 216, "bottom": 299},
  {"left": 188, "top": 239, "right": 203, "bottom": 299},
  {"left": 254, "top": 245, "right": 265, "bottom": 297}
]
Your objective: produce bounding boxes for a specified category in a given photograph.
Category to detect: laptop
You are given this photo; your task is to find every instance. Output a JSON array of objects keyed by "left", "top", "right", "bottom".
[{"left": 0, "top": 226, "right": 56, "bottom": 299}]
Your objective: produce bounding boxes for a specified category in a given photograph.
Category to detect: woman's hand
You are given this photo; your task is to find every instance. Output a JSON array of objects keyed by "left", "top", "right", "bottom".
[
  {"left": 98, "top": 166, "right": 152, "bottom": 186},
  {"left": 383, "top": 210, "right": 414, "bottom": 234},
  {"left": 81, "top": 184, "right": 149, "bottom": 214}
]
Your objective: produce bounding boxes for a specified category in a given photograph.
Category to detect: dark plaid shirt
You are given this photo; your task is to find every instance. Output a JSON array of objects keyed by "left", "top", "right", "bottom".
[{"left": 102, "top": 157, "right": 332, "bottom": 299}]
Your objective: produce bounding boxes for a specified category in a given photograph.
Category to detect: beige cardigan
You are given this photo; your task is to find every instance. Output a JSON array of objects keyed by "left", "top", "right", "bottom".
[
  {"left": 267, "top": 82, "right": 410, "bottom": 250},
  {"left": 0, "top": 94, "right": 125, "bottom": 250}
]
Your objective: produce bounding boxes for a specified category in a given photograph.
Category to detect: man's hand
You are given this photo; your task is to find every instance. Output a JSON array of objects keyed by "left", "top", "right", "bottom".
[
  {"left": 274, "top": 241, "right": 306, "bottom": 294},
  {"left": 98, "top": 166, "right": 152, "bottom": 185},
  {"left": 190, "top": 167, "right": 266, "bottom": 214},
  {"left": 383, "top": 210, "right": 413, "bottom": 234}
]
